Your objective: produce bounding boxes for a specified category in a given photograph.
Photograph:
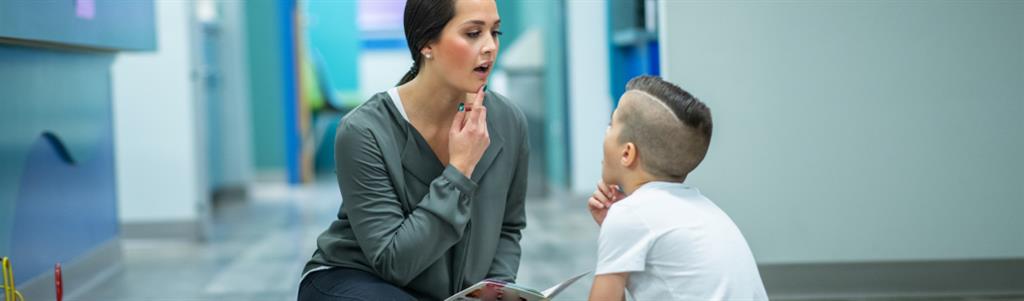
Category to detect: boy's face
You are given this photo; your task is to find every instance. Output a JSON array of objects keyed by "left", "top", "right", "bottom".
[{"left": 601, "top": 96, "right": 630, "bottom": 186}]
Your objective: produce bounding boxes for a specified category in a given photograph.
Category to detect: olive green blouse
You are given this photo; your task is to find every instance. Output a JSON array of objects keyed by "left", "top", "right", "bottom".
[{"left": 304, "top": 89, "right": 529, "bottom": 300}]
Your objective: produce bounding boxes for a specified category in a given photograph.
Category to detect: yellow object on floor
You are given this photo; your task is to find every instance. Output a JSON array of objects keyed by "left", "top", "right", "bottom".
[{"left": 2, "top": 257, "right": 24, "bottom": 301}]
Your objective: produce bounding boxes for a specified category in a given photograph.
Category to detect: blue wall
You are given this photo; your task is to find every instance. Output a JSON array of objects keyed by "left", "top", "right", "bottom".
[
  {"left": 245, "top": 0, "right": 290, "bottom": 175},
  {"left": 304, "top": 0, "right": 359, "bottom": 98},
  {"left": 495, "top": 0, "right": 571, "bottom": 189}
]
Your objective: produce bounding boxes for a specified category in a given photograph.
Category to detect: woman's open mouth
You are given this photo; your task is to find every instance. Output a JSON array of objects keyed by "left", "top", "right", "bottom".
[{"left": 473, "top": 61, "right": 492, "bottom": 78}]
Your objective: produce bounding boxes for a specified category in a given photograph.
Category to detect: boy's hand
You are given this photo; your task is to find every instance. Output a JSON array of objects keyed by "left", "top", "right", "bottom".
[{"left": 587, "top": 180, "right": 625, "bottom": 226}]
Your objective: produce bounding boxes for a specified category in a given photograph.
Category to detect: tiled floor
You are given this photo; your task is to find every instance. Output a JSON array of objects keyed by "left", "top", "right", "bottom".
[{"left": 75, "top": 178, "right": 600, "bottom": 301}]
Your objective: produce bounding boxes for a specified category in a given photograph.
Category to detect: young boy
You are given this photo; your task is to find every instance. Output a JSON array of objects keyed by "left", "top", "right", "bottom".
[{"left": 587, "top": 76, "right": 768, "bottom": 300}]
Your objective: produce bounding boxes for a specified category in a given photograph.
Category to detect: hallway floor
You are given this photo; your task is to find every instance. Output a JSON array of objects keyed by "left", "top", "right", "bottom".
[
  {"left": 76, "top": 177, "right": 599, "bottom": 301},
  {"left": 75, "top": 178, "right": 1023, "bottom": 301}
]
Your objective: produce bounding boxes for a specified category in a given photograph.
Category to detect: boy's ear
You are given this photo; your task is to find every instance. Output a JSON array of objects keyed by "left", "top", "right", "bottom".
[{"left": 621, "top": 142, "right": 638, "bottom": 168}]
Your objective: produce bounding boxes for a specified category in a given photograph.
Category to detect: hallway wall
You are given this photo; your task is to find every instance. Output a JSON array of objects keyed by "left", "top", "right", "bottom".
[
  {"left": 567, "top": 0, "right": 614, "bottom": 195},
  {"left": 245, "top": 0, "right": 288, "bottom": 174},
  {"left": 660, "top": 0, "right": 1024, "bottom": 264},
  {"left": 112, "top": 0, "right": 204, "bottom": 232}
]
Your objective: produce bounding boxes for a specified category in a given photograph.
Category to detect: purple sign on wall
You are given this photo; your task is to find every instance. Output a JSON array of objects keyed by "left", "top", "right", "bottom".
[
  {"left": 75, "top": 0, "right": 95, "bottom": 20},
  {"left": 358, "top": 0, "right": 405, "bottom": 33}
]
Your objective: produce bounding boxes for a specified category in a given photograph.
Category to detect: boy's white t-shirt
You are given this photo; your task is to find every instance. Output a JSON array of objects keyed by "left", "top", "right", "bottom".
[{"left": 596, "top": 181, "right": 768, "bottom": 301}]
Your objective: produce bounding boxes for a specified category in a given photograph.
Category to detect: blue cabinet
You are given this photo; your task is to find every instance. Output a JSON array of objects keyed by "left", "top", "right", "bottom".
[
  {"left": 608, "top": 0, "right": 659, "bottom": 106},
  {"left": 0, "top": 0, "right": 154, "bottom": 50},
  {"left": 0, "top": 0, "right": 154, "bottom": 287}
]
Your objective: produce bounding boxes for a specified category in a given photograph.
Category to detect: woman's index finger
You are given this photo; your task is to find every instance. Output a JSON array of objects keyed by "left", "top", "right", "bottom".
[{"left": 473, "top": 85, "right": 485, "bottom": 106}]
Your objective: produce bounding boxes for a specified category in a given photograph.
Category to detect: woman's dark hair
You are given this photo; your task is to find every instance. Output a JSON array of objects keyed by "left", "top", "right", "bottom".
[{"left": 397, "top": 0, "right": 457, "bottom": 86}]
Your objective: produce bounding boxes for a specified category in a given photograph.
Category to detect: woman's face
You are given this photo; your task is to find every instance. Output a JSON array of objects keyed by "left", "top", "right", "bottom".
[{"left": 424, "top": 0, "right": 501, "bottom": 93}]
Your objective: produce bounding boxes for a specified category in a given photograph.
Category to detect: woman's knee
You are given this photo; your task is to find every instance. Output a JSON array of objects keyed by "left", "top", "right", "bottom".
[{"left": 298, "top": 268, "right": 417, "bottom": 301}]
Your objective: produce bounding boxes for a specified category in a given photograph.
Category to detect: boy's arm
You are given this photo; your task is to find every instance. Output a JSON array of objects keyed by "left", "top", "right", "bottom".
[{"left": 589, "top": 273, "right": 629, "bottom": 301}]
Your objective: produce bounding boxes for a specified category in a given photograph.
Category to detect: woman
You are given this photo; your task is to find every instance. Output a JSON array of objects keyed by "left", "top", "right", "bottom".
[{"left": 297, "top": 0, "right": 528, "bottom": 300}]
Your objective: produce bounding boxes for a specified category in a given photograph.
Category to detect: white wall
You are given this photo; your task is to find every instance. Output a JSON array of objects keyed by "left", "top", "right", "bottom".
[
  {"left": 358, "top": 50, "right": 411, "bottom": 101},
  {"left": 567, "top": 0, "right": 613, "bottom": 195},
  {"left": 660, "top": 1, "right": 1024, "bottom": 264},
  {"left": 113, "top": 0, "right": 203, "bottom": 223}
]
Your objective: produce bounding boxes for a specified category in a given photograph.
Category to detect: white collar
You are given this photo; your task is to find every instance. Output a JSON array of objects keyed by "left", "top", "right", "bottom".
[
  {"left": 633, "top": 181, "right": 697, "bottom": 196},
  {"left": 387, "top": 87, "right": 410, "bottom": 121}
]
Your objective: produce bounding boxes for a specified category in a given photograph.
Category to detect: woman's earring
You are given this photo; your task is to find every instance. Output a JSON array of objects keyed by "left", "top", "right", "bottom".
[{"left": 424, "top": 53, "right": 432, "bottom": 59}]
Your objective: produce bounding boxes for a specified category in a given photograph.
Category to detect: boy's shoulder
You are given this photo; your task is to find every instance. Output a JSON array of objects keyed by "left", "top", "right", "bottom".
[
  {"left": 601, "top": 200, "right": 652, "bottom": 239},
  {"left": 604, "top": 183, "right": 714, "bottom": 234}
]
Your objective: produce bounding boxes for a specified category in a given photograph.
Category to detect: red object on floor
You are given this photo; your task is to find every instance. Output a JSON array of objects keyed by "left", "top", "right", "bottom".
[{"left": 55, "top": 263, "right": 63, "bottom": 301}]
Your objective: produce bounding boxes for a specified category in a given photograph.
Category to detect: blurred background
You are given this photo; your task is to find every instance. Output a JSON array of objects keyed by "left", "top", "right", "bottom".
[{"left": 0, "top": 0, "right": 1021, "bottom": 300}]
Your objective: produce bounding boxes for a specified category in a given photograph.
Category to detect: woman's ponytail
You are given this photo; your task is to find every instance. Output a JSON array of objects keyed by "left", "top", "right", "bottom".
[
  {"left": 396, "top": 0, "right": 455, "bottom": 86},
  {"left": 397, "top": 62, "right": 419, "bottom": 86}
]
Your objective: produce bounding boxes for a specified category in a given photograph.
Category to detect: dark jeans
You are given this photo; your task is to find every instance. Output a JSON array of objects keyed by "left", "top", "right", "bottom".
[{"left": 297, "top": 268, "right": 421, "bottom": 301}]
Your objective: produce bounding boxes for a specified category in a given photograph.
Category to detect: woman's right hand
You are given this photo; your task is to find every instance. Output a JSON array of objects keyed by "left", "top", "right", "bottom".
[{"left": 449, "top": 86, "right": 490, "bottom": 178}]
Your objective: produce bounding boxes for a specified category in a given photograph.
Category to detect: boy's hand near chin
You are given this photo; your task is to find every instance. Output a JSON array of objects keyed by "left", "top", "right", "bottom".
[{"left": 587, "top": 180, "right": 625, "bottom": 226}]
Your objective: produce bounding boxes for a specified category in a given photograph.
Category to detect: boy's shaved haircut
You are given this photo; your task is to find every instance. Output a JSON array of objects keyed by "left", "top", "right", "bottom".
[{"left": 617, "top": 76, "right": 713, "bottom": 180}]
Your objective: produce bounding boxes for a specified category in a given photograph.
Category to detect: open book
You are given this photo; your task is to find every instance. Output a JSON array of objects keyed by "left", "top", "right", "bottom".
[{"left": 445, "top": 271, "right": 591, "bottom": 301}]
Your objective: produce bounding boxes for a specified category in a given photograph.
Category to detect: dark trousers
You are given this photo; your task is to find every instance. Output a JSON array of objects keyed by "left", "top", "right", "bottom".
[{"left": 297, "top": 268, "right": 421, "bottom": 301}]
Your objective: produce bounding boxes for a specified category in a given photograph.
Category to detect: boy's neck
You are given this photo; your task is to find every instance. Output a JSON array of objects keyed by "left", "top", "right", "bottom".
[{"left": 620, "top": 172, "right": 684, "bottom": 196}]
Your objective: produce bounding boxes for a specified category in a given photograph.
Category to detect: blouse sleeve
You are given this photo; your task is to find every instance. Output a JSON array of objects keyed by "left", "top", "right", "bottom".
[{"left": 335, "top": 122, "right": 478, "bottom": 286}]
